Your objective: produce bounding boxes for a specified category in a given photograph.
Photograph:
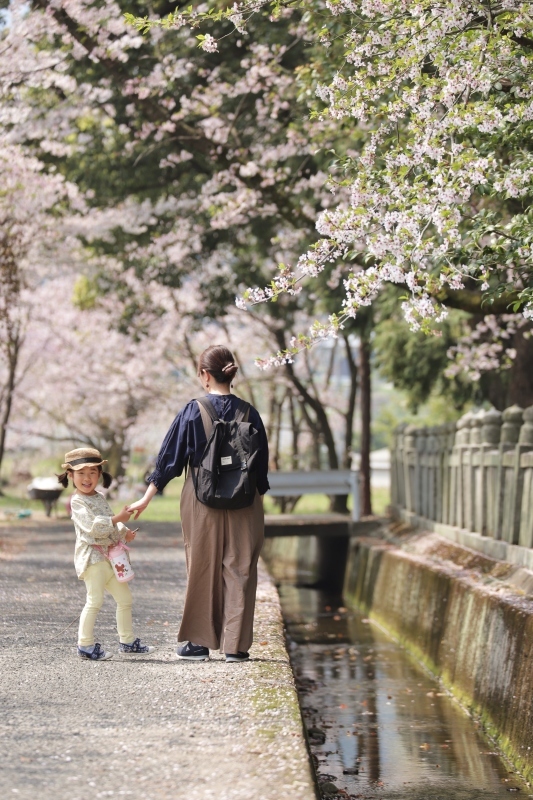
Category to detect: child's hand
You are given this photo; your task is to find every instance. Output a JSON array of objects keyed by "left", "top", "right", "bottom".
[
  {"left": 127, "top": 498, "right": 149, "bottom": 520},
  {"left": 112, "top": 506, "right": 133, "bottom": 525},
  {"left": 124, "top": 528, "right": 138, "bottom": 543}
]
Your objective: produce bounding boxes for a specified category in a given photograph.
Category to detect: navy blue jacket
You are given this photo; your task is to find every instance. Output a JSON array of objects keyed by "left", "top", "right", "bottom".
[{"left": 147, "top": 394, "right": 270, "bottom": 495}]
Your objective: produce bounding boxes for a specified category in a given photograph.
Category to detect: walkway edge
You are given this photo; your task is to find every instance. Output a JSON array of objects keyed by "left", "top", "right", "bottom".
[{"left": 254, "top": 558, "right": 319, "bottom": 798}]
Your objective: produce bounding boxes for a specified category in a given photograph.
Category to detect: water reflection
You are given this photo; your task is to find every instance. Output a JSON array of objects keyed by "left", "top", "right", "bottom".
[{"left": 280, "top": 584, "right": 528, "bottom": 800}]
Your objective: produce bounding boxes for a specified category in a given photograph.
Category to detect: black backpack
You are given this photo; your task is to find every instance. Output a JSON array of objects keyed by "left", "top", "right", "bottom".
[{"left": 192, "top": 397, "right": 260, "bottom": 510}]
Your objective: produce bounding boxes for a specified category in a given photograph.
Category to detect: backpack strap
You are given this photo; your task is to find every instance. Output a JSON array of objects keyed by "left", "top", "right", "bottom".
[
  {"left": 232, "top": 400, "right": 252, "bottom": 496},
  {"left": 234, "top": 400, "right": 250, "bottom": 424},
  {"left": 187, "top": 398, "right": 219, "bottom": 481},
  {"left": 197, "top": 396, "right": 250, "bottom": 428},
  {"left": 196, "top": 396, "right": 219, "bottom": 438}
]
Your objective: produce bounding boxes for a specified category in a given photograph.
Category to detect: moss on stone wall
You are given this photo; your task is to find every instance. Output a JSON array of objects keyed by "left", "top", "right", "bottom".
[{"left": 343, "top": 536, "right": 533, "bottom": 783}]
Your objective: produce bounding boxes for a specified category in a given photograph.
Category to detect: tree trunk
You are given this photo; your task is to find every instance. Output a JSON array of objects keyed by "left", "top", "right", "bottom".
[
  {"left": 104, "top": 432, "right": 128, "bottom": 484},
  {"left": 324, "top": 338, "right": 337, "bottom": 390},
  {"left": 283, "top": 363, "right": 340, "bottom": 469},
  {"left": 232, "top": 347, "right": 257, "bottom": 408},
  {"left": 289, "top": 366, "right": 349, "bottom": 512},
  {"left": 273, "top": 329, "right": 340, "bottom": 471},
  {"left": 294, "top": 393, "right": 321, "bottom": 469},
  {"left": 0, "top": 338, "right": 19, "bottom": 483},
  {"left": 280, "top": 391, "right": 301, "bottom": 513},
  {"left": 0, "top": 235, "right": 25, "bottom": 483},
  {"left": 359, "top": 334, "right": 373, "bottom": 517},
  {"left": 288, "top": 392, "right": 299, "bottom": 470},
  {"left": 266, "top": 385, "right": 277, "bottom": 450},
  {"left": 506, "top": 328, "right": 533, "bottom": 408},
  {"left": 343, "top": 334, "right": 358, "bottom": 469},
  {"left": 321, "top": 335, "right": 359, "bottom": 516},
  {"left": 273, "top": 392, "right": 283, "bottom": 472},
  {"left": 483, "top": 327, "right": 533, "bottom": 410}
]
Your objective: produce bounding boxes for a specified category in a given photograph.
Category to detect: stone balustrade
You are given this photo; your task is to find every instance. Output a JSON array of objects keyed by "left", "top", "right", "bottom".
[{"left": 391, "top": 405, "right": 533, "bottom": 547}]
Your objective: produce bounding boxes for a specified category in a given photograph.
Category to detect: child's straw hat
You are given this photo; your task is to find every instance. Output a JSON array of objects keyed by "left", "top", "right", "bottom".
[{"left": 62, "top": 447, "right": 108, "bottom": 471}]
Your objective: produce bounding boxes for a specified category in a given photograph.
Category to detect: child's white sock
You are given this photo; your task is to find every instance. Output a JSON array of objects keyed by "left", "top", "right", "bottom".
[{"left": 78, "top": 644, "right": 96, "bottom": 654}]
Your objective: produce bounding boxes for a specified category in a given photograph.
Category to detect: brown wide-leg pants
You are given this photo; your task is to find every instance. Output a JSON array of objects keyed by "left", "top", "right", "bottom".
[{"left": 178, "top": 476, "right": 264, "bottom": 654}]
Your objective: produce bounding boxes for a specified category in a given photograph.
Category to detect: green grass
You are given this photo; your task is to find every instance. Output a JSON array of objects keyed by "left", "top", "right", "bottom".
[
  {"left": 124, "top": 478, "right": 184, "bottom": 523},
  {"left": 131, "top": 481, "right": 390, "bottom": 523},
  {"left": 133, "top": 482, "right": 390, "bottom": 524},
  {"left": 370, "top": 486, "right": 391, "bottom": 516},
  {"left": 260, "top": 485, "right": 390, "bottom": 517},
  {"left": 0, "top": 474, "right": 390, "bottom": 524},
  {"left": 0, "top": 481, "right": 187, "bottom": 524},
  {"left": 0, "top": 493, "right": 45, "bottom": 515}
]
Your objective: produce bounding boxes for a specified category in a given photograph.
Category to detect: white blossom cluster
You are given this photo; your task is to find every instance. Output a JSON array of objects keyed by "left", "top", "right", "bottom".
[
  {"left": 5, "top": 0, "right": 533, "bottom": 385},
  {"left": 200, "top": 34, "right": 218, "bottom": 53},
  {"left": 445, "top": 315, "right": 527, "bottom": 381},
  {"left": 233, "top": 0, "right": 533, "bottom": 365},
  {"left": 254, "top": 318, "right": 340, "bottom": 370},
  {"left": 303, "top": 0, "right": 533, "bottom": 330}
]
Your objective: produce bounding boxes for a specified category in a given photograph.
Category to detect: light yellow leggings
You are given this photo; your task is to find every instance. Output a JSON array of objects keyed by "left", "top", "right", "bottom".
[{"left": 78, "top": 560, "right": 134, "bottom": 646}]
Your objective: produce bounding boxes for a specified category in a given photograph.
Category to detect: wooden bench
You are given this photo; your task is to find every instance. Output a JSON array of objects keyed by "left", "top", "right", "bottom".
[{"left": 267, "top": 470, "right": 360, "bottom": 521}]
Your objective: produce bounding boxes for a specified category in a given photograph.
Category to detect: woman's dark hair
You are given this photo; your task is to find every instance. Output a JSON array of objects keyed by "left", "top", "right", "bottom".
[
  {"left": 198, "top": 345, "right": 238, "bottom": 385},
  {"left": 56, "top": 465, "right": 113, "bottom": 489}
]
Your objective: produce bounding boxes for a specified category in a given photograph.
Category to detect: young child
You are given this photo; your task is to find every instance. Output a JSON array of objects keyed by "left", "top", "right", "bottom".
[{"left": 58, "top": 447, "right": 155, "bottom": 661}]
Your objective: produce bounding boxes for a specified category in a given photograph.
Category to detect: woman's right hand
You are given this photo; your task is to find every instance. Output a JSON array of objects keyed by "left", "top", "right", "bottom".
[
  {"left": 126, "top": 498, "right": 150, "bottom": 519},
  {"left": 127, "top": 483, "right": 158, "bottom": 519},
  {"left": 112, "top": 506, "right": 133, "bottom": 525}
]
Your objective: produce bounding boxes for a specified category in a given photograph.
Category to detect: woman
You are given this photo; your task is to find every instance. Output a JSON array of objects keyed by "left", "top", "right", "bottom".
[{"left": 127, "top": 345, "right": 269, "bottom": 663}]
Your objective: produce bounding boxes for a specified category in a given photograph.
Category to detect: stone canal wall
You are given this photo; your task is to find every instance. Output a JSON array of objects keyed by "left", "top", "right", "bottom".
[{"left": 344, "top": 530, "right": 533, "bottom": 782}]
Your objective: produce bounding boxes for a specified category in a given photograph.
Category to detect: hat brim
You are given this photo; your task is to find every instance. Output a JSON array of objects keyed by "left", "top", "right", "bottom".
[{"left": 62, "top": 459, "right": 108, "bottom": 471}]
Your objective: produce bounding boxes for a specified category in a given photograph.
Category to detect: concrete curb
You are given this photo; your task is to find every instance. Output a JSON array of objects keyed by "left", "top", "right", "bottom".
[
  {"left": 0, "top": 520, "right": 316, "bottom": 800},
  {"left": 344, "top": 529, "right": 533, "bottom": 782}
]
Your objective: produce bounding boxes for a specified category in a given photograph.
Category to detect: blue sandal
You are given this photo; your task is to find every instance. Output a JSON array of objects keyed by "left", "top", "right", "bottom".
[
  {"left": 77, "top": 643, "right": 113, "bottom": 661},
  {"left": 119, "top": 638, "right": 155, "bottom": 654}
]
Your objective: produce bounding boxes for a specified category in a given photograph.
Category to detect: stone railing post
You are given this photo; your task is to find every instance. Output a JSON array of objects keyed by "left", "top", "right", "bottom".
[
  {"left": 480, "top": 408, "right": 502, "bottom": 538},
  {"left": 426, "top": 426, "right": 438, "bottom": 521},
  {"left": 519, "top": 407, "right": 533, "bottom": 547},
  {"left": 434, "top": 424, "right": 446, "bottom": 522},
  {"left": 469, "top": 410, "right": 485, "bottom": 534},
  {"left": 391, "top": 424, "right": 407, "bottom": 508},
  {"left": 390, "top": 428, "right": 398, "bottom": 507},
  {"left": 390, "top": 428, "right": 397, "bottom": 507},
  {"left": 403, "top": 424, "right": 417, "bottom": 512},
  {"left": 415, "top": 427, "right": 428, "bottom": 515},
  {"left": 442, "top": 421, "right": 456, "bottom": 525},
  {"left": 391, "top": 405, "right": 533, "bottom": 552},
  {"left": 499, "top": 405, "right": 525, "bottom": 543},
  {"left": 481, "top": 409, "right": 503, "bottom": 446},
  {"left": 454, "top": 411, "right": 473, "bottom": 530}
]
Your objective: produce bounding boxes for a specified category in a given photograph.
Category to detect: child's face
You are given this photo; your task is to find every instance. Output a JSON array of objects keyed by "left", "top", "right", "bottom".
[{"left": 71, "top": 466, "right": 100, "bottom": 495}]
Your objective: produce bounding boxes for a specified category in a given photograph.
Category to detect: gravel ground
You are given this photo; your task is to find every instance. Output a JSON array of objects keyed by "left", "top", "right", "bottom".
[{"left": 0, "top": 519, "right": 317, "bottom": 800}]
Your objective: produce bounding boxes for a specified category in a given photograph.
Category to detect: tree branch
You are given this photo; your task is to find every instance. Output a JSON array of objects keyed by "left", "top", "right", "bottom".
[{"left": 437, "top": 288, "right": 521, "bottom": 315}]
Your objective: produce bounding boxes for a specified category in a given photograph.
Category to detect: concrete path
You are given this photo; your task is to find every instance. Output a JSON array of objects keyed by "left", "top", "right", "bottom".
[{"left": 0, "top": 519, "right": 316, "bottom": 800}]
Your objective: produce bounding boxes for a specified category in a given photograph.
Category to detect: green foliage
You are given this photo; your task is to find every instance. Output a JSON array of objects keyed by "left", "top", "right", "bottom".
[
  {"left": 374, "top": 291, "right": 475, "bottom": 412},
  {"left": 72, "top": 275, "right": 99, "bottom": 311},
  {"left": 371, "top": 394, "right": 468, "bottom": 450},
  {"left": 24, "top": 0, "right": 341, "bottom": 337}
]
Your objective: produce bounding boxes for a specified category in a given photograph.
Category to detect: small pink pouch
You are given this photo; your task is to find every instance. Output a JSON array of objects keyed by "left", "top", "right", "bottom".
[
  {"left": 107, "top": 542, "right": 134, "bottom": 582},
  {"left": 94, "top": 541, "right": 134, "bottom": 582}
]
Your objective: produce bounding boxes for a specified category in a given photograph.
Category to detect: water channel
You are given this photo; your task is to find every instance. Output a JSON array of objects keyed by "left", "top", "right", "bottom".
[{"left": 278, "top": 580, "right": 531, "bottom": 800}]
